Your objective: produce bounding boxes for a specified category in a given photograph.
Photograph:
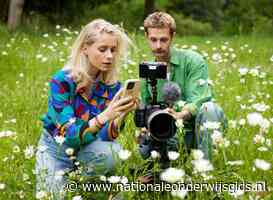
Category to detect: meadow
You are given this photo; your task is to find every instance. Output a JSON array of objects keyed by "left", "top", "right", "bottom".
[{"left": 0, "top": 24, "right": 272, "bottom": 199}]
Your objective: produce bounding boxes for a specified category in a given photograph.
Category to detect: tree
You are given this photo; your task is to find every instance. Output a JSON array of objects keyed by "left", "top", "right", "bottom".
[
  {"left": 7, "top": 0, "right": 25, "bottom": 31},
  {"left": 144, "top": 0, "right": 155, "bottom": 19}
]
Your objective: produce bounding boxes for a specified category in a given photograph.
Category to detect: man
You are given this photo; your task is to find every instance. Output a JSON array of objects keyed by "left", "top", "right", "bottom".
[{"left": 138, "top": 12, "right": 227, "bottom": 161}]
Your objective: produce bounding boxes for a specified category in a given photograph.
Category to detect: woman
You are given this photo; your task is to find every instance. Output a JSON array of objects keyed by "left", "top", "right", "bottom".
[{"left": 35, "top": 19, "right": 135, "bottom": 199}]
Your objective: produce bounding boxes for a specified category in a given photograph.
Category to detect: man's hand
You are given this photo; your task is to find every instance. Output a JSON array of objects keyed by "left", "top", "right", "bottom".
[{"left": 166, "top": 108, "right": 192, "bottom": 121}]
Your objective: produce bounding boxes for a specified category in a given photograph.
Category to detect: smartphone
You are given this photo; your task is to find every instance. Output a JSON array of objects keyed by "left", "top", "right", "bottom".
[{"left": 122, "top": 79, "right": 140, "bottom": 99}]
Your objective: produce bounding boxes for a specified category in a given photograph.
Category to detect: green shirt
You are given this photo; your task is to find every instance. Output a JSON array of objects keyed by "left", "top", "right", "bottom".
[{"left": 140, "top": 47, "right": 212, "bottom": 116}]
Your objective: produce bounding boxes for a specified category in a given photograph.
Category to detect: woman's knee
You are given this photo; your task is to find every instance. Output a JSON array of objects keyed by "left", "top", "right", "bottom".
[{"left": 76, "top": 140, "right": 122, "bottom": 174}]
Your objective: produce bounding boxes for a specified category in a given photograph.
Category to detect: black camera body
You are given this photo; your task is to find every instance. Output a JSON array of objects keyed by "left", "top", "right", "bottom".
[
  {"left": 139, "top": 62, "right": 167, "bottom": 80},
  {"left": 134, "top": 62, "right": 178, "bottom": 161}
]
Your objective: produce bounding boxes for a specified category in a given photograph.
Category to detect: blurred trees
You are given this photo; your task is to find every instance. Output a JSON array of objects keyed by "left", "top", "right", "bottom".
[{"left": 1, "top": 0, "right": 272, "bottom": 35}]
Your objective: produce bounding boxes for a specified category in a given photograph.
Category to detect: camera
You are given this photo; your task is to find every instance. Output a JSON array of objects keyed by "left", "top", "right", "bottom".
[
  {"left": 134, "top": 62, "right": 178, "bottom": 161},
  {"left": 139, "top": 62, "right": 167, "bottom": 79}
]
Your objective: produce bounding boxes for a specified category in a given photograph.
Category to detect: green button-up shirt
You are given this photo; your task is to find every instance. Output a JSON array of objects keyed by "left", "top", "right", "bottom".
[{"left": 140, "top": 47, "right": 212, "bottom": 116}]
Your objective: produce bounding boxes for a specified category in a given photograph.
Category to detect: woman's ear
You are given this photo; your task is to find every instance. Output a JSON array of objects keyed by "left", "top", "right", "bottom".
[{"left": 82, "top": 44, "right": 88, "bottom": 55}]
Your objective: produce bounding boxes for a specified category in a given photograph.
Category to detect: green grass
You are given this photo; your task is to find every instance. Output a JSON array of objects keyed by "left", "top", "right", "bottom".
[{"left": 0, "top": 24, "right": 272, "bottom": 200}]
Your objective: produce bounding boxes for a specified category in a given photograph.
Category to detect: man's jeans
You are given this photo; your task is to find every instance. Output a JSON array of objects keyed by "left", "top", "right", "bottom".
[{"left": 35, "top": 129, "right": 121, "bottom": 199}]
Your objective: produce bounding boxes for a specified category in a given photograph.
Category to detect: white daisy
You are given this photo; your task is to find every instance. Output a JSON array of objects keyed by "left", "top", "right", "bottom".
[
  {"left": 151, "top": 150, "right": 160, "bottom": 159},
  {"left": 118, "top": 149, "right": 131, "bottom": 160},
  {"left": 254, "top": 159, "right": 271, "bottom": 171},
  {"left": 72, "top": 195, "right": 82, "bottom": 200},
  {"left": 65, "top": 148, "right": 74, "bottom": 156},
  {"left": 227, "top": 160, "right": 244, "bottom": 166},
  {"left": 168, "top": 151, "right": 180, "bottom": 161},
  {"left": 160, "top": 168, "right": 185, "bottom": 183},
  {"left": 247, "top": 112, "right": 263, "bottom": 126},
  {"left": 24, "top": 145, "right": 35, "bottom": 159},
  {"left": 171, "top": 189, "right": 188, "bottom": 199},
  {"left": 36, "top": 190, "right": 47, "bottom": 199},
  {"left": 0, "top": 183, "right": 5, "bottom": 190},
  {"left": 107, "top": 176, "right": 121, "bottom": 183},
  {"left": 192, "top": 159, "right": 214, "bottom": 173},
  {"left": 192, "top": 149, "right": 204, "bottom": 160}
]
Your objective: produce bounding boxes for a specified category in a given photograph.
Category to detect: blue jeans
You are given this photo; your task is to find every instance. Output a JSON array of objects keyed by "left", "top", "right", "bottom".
[
  {"left": 35, "top": 130, "right": 121, "bottom": 199},
  {"left": 194, "top": 101, "right": 227, "bottom": 159}
]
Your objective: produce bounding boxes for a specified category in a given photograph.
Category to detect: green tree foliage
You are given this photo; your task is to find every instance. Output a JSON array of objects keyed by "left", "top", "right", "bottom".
[{"left": 165, "top": 0, "right": 225, "bottom": 30}]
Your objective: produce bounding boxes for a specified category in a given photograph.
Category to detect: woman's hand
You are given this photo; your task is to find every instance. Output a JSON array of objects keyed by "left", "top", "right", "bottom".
[{"left": 98, "top": 89, "right": 136, "bottom": 124}]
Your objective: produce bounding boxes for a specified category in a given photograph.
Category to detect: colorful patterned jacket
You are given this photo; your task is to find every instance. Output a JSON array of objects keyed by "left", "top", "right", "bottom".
[{"left": 41, "top": 70, "right": 122, "bottom": 148}]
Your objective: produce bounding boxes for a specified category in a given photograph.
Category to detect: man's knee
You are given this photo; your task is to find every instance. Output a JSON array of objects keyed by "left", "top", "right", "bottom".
[{"left": 197, "top": 101, "right": 227, "bottom": 130}]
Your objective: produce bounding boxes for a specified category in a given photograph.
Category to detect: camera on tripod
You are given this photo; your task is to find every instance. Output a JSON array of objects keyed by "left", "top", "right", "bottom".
[{"left": 134, "top": 62, "right": 178, "bottom": 160}]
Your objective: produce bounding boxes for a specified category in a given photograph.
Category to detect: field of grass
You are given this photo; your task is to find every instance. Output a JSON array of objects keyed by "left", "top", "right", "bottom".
[{"left": 0, "top": 24, "right": 272, "bottom": 199}]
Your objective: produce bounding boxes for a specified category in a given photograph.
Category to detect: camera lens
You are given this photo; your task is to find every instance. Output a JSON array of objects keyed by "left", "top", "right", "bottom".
[{"left": 148, "top": 110, "right": 177, "bottom": 141}]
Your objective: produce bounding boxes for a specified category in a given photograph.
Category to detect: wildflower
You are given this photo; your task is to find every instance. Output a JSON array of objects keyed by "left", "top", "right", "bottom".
[
  {"left": 191, "top": 45, "right": 198, "bottom": 50},
  {"left": 253, "top": 134, "right": 265, "bottom": 144},
  {"left": 36, "top": 54, "right": 43, "bottom": 59},
  {"left": 120, "top": 176, "right": 128, "bottom": 184},
  {"left": 151, "top": 150, "right": 160, "bottom": 159},
  {"left": 229, "top": 189, "right": 244, "bottom": 198},
  {"left": 257, "top": 146, "right": 268, "bottom": 152},
  {"left": 252, "top": 103, "right": 269, "bottom": 112},
  {"left": 192, "top": 149, "right": 204, "bottom": 160},
  {"left": 249, "top": 68, "right": 259, "bottom": 76},
  {"left": 192, "top": 159, "right": 214, "bottom": 173},
  {"left": 100, "top": 175, "right": 107, "bottom": 182},
  {"left": 238, "top": 67, "right": 248, "bottom": 76},
  {"left": 171, "top": 189, "right": 188, "bottom": 199},
  {"left": 254, "top": 159, "right": 271, "bottom": 171},
  {"left": 168, "top": 151, "right": 180, "bottom": 161},
  {"left": 65, "top": 148, "right": 74, "bottom": 156},
  {"left": 0, "top": 130, "right": 16, "bottom": 138},
  {"left": 13, "top": 145, "right": 20, "bottom": 153},
  {"left": 118, "top": 149, "right": 131, "bottom": 160},
  {"left": 2, "top": 51, "right": 8, "bottom": 56},
  {"left": 0, "top": 183, "right": 5, "bottom": 190},
  {"left": 41, "top": 57, "right": 48, "bottom": 63},
  {"left": 72, "top": 196, "right": 82, "bottom": 200},
  {"left": 211, "top": 130, "right": 224, "bottom": 146},
  {"left": 36, "top": 190, "right": 47, "bottom": 199},
  {"left": 238, "top": 118, "right": 246, "bottom": 126},
  {"left": 160, "top": 168, "right": 185, "bottom": 183},
  {"left": 212, "top": 53, "right": 222, "bottom": 62},
  {"left": 108, "top": 176, "right": 121, "bottom": 183},
  {"left": 24, "top": 145, "right": 35, "bottom": 159},
  {"left": 247, "top": 112, "right": 263, "bottom": 126},
  {"left": 228, "top": 120, "right": 237, "bottom": 129},
  {"left": 227, "top": 160, "right": 244, "bottom": 166}
]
